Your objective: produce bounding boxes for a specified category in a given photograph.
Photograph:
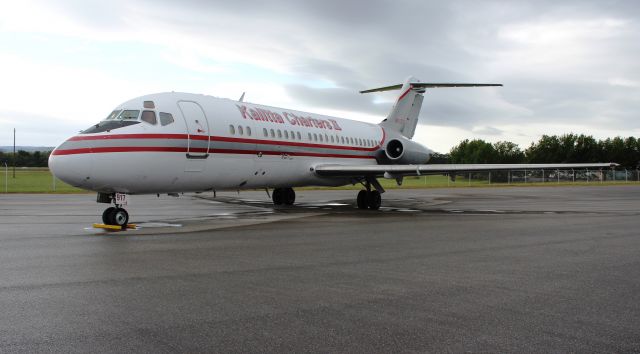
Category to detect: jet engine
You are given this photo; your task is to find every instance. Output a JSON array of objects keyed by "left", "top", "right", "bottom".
[{"left": 382, "top": 138, "right": 432, "bottom": 164}]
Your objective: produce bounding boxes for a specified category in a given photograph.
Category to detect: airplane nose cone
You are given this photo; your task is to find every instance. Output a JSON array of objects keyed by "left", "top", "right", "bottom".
[{"left": 49, "top": 141, "right": 94, "bottom": 190}]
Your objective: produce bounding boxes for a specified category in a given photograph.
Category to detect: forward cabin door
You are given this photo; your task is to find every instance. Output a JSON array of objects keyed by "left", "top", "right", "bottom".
[{"left": 178, "top": 101, "right": 210, "bottom": 171}]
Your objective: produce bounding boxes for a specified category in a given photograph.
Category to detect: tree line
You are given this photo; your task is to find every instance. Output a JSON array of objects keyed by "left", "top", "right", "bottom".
[
  {"left": 0, "top": 150, "right": 51, "bottom": 167},
  {"left": 0, "top": 134, "right": 638, "bottom": 168},
  {"left": 446, "top": 134, "right": 640, "bottom": 169}
]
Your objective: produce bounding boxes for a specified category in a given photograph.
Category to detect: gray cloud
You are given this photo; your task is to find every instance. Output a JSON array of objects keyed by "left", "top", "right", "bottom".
[{"left": 41, "top": 0, "right": 640, "bottom": 141}]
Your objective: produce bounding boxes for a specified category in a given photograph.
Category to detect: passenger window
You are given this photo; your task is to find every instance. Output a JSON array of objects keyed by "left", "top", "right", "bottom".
[
  {"left": 313, "top": 133, "right": 318, "bottom": 141},
  {"left": 141, "top": 110, "right": 157, "bottom": 125},
  {"left": 319, "top": 134, "right": 323, "bottom": 142},
  {"left": 290, "top": 131, "right": 295, "bottom": 139},
  {"left": 308, "top": 133, "right": 312, "bottom": 140},
  {"left": 246, "top": 126, "right": 251, "bottom": 136},
  {"left": 341, "top": 136, "right": 345, "bottom": 144},
  {"left": 229, "top": 125, "right": 235, "bottom": 135},
  {"left": 284, "top": 130, "right": 289, "bottom": 139},
  {"left": 143, "top": 101, "right": 155, "bottom": 109},
  {"left": 270, "top": 129, "right": 275, "bottom": 138},
  {"left": 263, "top": 128, "right": 268, "bottom": 137},
  {"left": 330, "top": 136, "right": 334, "bottom": 143},
  {"left": 159, "top": 112, "right": 174, "bottom": 126},
  {"left": 238, "top": 126, "right": 244, "bottom": 135},
  {"left": 277, "top": 130, "right": 282, "bottom": 138},
  {"left": 297, "top": 132, "right": 301, "bottom": 140}
]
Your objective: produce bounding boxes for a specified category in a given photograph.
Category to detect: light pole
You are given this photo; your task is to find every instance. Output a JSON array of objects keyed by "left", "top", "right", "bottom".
[
  {"left": 13, "top": 128, "right": 16, "bottom": 178},
  {"left": 3, "top": 160, "right": 7, "bottom": 193}
]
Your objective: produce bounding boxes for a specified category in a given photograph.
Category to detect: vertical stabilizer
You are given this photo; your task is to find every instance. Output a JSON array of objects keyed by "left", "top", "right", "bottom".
[
  {"left": 380, "top": 76, "right": 424, "bottom": 139},
  {"left": 360, "top": 77, "right": 502, "bottom": 140}
]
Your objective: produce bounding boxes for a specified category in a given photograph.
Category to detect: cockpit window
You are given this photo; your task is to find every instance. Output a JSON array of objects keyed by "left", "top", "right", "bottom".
[
  {"left": 141, "top": 111, "right": 157, "bottom": 125},
  {"left": 159, "top": 112, "right": 174, "bottom": 126},
  {"left": 118, "top": 110, "right": 140, "bottom": 120},
  {"left": 105, "top": 110, "right": 122, "bottom": 120}
]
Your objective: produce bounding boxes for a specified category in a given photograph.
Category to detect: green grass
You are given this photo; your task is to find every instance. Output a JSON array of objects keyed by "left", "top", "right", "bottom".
[
  {"left": 1, "top": 168, "right": 638, "bottom": 194},
  {"left": 0, "top": 168, "right": 86, "bottom": 193}
]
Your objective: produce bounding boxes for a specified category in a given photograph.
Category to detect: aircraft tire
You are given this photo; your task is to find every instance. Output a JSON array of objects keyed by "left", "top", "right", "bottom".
[
  {"left": 272, "top": 188, "right": 284, "bottom": 205},
  {"left": 102, "top": 207, "right": 116, "bottom": 224},
  {"left": 284, "top": 188, "right": 295, "bottom": 205},
  {"left": 367, "top": 190, "right": 382, "bottom": 210},
  {"left": 112, "top": 208, "right": 129, "bottom": 227},
  {"left": 356, "top": 190, "right": 368, "bottom": 209}
]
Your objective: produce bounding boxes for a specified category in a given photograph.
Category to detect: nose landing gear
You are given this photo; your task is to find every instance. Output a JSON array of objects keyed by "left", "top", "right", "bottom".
[
  {"left": 102, "top": 206, "right": 129, "bottom": 227},
  {"left": 97, "top": 192, "right": 130, "bottom": 227}
]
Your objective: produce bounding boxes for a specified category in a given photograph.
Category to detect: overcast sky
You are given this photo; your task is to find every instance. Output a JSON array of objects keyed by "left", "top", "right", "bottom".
[{"left": 1, "top": 0, "right": 639, "bottom": 152}]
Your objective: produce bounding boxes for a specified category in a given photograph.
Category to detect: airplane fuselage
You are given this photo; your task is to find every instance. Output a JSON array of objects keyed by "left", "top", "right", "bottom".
[{"left": 49, "top": 92, "right": 410, "bottom": 194}]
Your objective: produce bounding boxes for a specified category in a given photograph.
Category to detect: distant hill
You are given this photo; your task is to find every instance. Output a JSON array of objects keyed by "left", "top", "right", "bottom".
[{"left": 0, "top": 146, "right": 54, "bottom": 153}]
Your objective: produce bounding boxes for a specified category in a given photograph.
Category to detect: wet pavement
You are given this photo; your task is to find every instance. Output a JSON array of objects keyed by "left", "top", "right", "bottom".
[{"left": 0, "top": 186, "right": 639, "bottom": 352}]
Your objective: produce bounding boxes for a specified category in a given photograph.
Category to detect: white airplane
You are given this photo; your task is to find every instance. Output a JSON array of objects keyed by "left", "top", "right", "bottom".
[{"left": 49, "top": 76, "right": 616, "bottom": 226}]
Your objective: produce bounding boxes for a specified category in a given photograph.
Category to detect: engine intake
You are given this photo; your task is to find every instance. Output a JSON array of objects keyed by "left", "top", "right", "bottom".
[{"left": 386, "top": 139, "right": 404, "bottom": 160}]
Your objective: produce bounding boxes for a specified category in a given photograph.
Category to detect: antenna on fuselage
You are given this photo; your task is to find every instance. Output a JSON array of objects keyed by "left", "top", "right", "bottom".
[{"left": 239, "top": 92, "right": 246, "bottom": 102}]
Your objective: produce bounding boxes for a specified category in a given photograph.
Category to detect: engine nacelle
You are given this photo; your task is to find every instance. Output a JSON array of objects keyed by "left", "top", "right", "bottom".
[{"left": 382, "top": 138, "right": 432, "bottom": 164}]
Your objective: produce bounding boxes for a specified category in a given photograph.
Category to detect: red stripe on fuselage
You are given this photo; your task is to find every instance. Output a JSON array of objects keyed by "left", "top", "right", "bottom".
[
  {"left": 66, "top": 132, "right": 385, "bottom": 152},
  {"left": 51, "top": 146, "right": 376, "bottom": 159}
]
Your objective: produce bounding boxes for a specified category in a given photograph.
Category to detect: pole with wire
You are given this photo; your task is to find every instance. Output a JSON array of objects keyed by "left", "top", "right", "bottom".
[{"left": 4, "top": 161, "right": 7, "bottom": 193}]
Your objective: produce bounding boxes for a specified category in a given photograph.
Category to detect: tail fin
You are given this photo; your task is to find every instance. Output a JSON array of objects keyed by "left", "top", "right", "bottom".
[{"left": 361, "top": 76, "right": 502, "bottom": 139}]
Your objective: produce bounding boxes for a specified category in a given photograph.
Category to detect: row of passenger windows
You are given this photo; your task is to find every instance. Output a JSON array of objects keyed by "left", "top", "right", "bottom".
[
  {"left": 228, "top": 124, "right": 378, "bottom": 147},
  {"left": 106, "top": 109, "right": 175, "bottom": 127}
]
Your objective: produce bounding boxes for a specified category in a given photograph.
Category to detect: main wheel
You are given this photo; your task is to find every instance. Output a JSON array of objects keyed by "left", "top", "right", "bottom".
[
  {"left": 112, "top": 208, "right": 129, "bottom": 227},
  {"left": 272, "top": 188, "right": 284, "bottom": 205},
  {"left": 367, "top": 190, "right": 382, "bottom": 210},
  {"left": 102, "top": 207, "right": 117, "bottom": 224},
  {"left": 283, "top": 188, "right": 296, "bottom": 205},
  {"left": 356, "top": 190, "right": 368, "bottom": 209}
]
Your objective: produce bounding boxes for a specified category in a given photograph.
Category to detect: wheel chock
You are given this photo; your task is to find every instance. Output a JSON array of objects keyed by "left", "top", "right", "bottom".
[{"left": 92, "top": 223, "right": 137, "bottom": 231}]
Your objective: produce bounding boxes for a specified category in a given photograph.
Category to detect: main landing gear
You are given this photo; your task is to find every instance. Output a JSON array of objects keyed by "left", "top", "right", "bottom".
[
  {"left": 357, "top": 189, "right": 381, "bottom": 210},
  {"left": 272, "top": 187, "right": 295, "bottom": 205},
  {"left": 97, "top": 193, "right": 130, "bottom": 227},
  {"left": 356, "top": 178, "right": 383, "bottom": 210}
]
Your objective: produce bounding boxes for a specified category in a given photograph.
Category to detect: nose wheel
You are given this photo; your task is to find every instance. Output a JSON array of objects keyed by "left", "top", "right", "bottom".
[{"left": 101, "top": 206, "right": 129, "bottom": 227}]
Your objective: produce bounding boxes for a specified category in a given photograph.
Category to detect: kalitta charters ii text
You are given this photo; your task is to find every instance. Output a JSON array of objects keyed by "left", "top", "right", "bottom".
[{"left": 236, "top": 104, "right": 342, "bottom": 131}]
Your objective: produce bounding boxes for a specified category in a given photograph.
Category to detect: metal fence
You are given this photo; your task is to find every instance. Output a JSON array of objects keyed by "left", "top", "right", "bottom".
[{"left": 448, "top": 169, "right": 640, "bottom": 185}]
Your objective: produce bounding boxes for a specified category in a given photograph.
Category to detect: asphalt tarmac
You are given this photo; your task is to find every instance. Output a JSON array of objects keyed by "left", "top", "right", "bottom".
[{"left": 0, "top": 186, "right": 639, "bottom": 353}]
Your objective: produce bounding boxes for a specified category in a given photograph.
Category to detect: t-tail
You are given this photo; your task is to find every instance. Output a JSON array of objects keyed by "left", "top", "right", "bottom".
[{"left": 360, "top": 76, "right": 502, "bottom": 139}]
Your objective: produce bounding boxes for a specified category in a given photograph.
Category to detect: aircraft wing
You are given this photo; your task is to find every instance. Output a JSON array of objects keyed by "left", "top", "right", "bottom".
[{"left": 314, "top": 163, "right": 618, "bottom": 178}]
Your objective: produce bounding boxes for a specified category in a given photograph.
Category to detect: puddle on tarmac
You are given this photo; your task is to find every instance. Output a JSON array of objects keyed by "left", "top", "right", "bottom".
[{"left": 137, "top": 222, "right": 183, "bottom": 228}]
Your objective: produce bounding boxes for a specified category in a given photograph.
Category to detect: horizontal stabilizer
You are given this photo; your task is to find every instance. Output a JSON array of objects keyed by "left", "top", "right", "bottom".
[{"left": 360, "top": 83, "right": 502, "bottom": 94}]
